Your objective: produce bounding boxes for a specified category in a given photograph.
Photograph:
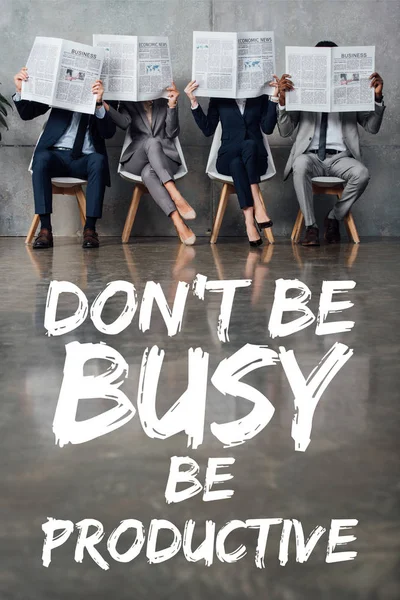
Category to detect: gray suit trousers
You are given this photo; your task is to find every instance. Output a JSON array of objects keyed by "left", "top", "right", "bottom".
[
  {"left": 123, "top": 137, "right": 180, "bottom": 216},
  {"left": 292, "top": 150, "right": 370, "bottom": 226}
]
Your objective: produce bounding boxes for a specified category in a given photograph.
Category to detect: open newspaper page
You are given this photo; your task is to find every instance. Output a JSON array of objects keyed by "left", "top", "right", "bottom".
[
  {"left": 331, "top": 46, "right": 375, "bottom": 112},
  {"left": 236, "top": 31, "right": 276, "bottom": 98},
  {"left": 93, "top": 35, "right": 137, "bottom": 101},
  {"left": 137, "top": 36, "right": 172, "bottom": 101},
  {"left": 192, "top": 31, "right": 237, "bottom": 98},
  {"left": 21, "top": 37, "right": 62, "bottom": 105},
  {"left": 51, "top": 40, "right": 104, "bottom": 114},
  {"left": 285, "top": 46, "right": 331, "bottom": 112}
]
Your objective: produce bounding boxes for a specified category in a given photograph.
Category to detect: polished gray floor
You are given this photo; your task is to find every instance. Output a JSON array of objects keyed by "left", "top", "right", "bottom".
[{"left": 0, "top": 236, "right": 399, "bottom": 600}]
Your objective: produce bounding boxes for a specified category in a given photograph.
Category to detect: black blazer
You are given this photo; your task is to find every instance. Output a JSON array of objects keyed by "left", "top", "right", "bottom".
[
  {"left": 14, "top": 99, "right": 116, "bottom": 186},
  {"left": 192, "top": 95, "right": 277, "bottom": 159}
]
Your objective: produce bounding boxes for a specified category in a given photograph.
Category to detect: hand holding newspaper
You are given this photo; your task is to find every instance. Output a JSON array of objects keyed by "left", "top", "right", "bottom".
[
  {"left": 192, "top": 31, "right": 276, "bottom": 98},
  {"left": 21, "top": 37, "right": 104, "bottom": 114},
  {"left": 285, "top": 45, "right": 375, "bottom": 112},
  {"left": 93, "top": 35, "right": 173, "bottom": 101}
]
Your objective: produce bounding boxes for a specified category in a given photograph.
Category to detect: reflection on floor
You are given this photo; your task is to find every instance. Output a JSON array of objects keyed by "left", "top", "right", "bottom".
[{"left": 1, "top": 237, "right": 399, "bottom": 600}]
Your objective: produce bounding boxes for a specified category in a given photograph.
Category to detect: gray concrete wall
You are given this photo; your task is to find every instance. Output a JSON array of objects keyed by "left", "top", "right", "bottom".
[{"left": 0, "top": 0, "right": 399, "bottom": 237}]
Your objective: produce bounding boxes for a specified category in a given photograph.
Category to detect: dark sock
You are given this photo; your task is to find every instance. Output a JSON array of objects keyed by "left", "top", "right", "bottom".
[
  {"left": 84, "top": 217, "right": 97, "bottom": 231},
  {"left": 40, "top": 213, "right": 52, "bottom": 231}
]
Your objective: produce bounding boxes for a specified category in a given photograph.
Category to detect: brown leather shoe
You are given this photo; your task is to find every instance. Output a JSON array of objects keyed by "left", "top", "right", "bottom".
[
  {"left": 82, "top": 228, "right": 99, "bottom": 249},
  {"left": 324, "top": 213, "right": 341, "bottom": 243},
  {"left": 33, "top": 228, "right": 53, "bottom": 249},
  {"left": 301, "top": 226, "right": 320, "bottom": 246}
]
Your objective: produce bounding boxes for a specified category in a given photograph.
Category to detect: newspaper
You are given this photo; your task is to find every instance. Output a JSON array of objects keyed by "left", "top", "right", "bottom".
[
  {"left": 93, "top": 35, "right": 172, "bottom": 101},
  {"left": 285, "top": 45, "right": 375, "bottom": 112},
  {"left": 21, "top": 37, "right": 104, "bottom": 114},
  {"left": 192, "top": 31, "right": 275, "bottom": 98}
]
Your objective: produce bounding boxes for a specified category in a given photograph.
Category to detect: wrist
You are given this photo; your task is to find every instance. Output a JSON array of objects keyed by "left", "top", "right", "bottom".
[{"left": 96, "top": 100, "right": 103, "bottom": 106}]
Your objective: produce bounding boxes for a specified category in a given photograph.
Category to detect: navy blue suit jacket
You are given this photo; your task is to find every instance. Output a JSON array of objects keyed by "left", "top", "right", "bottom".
[
  {"left": 192, "top": 95, "right": 277, "bottom": 159},
  {"left": 14, "top": 100, "right": 116, "bottom": 186}
]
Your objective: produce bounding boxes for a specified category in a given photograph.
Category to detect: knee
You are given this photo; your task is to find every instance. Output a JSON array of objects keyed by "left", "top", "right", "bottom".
[
  {"left": 229, "top": 156, "right": 244, "bottom": 173},
  {"left": 32, "top": 150, "right": 53, "bottom": 171},
  {"left": 292, "top": 154, "right": 312, "bottom": 175},
  {"left": 352, "top": 164, "right": 370, "bottom": 186},
  {"left": 145, "top": 138, "right": 162, "bottom": 152},
  {"left": 87, "top": 152, "right": 107, "bottom": 173}
]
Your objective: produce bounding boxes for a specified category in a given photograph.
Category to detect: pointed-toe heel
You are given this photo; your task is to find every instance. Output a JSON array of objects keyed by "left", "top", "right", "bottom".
[{"left": 249, "top": 237, "right": 263, "bottom": 248}]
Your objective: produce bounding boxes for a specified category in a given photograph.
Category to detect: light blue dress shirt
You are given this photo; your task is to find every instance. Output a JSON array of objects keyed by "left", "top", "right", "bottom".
[{"left": 14, "top": 92, "right": 105, "bottom": 154}]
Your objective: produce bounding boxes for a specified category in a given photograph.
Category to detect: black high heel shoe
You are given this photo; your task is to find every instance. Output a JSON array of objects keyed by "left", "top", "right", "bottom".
[
  {"left": 256, "top": 219, "right": 273, "bottom": 229},
  {"left": 249, "top": 237, "right": 263, "bottom": 248}
]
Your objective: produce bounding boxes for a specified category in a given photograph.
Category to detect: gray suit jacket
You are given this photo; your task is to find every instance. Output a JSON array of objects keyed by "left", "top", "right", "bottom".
[
  {"left": 277, "top": 103, "right": 386, "bottom": 179},
  {"left": 108, "top": 98, "right": 181, "bottom": 165}
]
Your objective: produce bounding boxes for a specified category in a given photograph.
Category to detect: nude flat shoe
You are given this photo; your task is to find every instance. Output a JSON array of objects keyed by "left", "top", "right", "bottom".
[
  {"left": 179, "top": 232, "right": 196, "bottom": 246},
  {"left": 178, "top": 208, "right": 197, "bottom": 220}
]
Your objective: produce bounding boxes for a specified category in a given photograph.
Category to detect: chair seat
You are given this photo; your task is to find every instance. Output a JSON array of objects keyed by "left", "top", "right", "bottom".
[
  {"left": 51, "top": 177, "right": 87, "bottom": 187},
  {"left": 119, "top": 166, "right": 187, "bottom": 184},
  {"left": 312, "top": 176, "right": 345, "bottom": 188}
]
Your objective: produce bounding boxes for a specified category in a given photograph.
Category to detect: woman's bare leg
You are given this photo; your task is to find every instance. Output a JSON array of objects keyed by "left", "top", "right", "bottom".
[
  {"left": 164, "top": 180, "right": 196, "bottom": 219},
  {"left": 170, "top": 210, "right": 196, "bottom": 244},
  {"left": 243, "top": 206, "right": 261, "bottom": 242},
  {"left": 251, "top": 183, "right": 271, "bottom": 222}
]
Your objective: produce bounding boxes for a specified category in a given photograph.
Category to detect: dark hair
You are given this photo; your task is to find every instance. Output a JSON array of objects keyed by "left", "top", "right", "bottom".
[{"left": 315, "top": 41, "right": 338, "bottom": 47}]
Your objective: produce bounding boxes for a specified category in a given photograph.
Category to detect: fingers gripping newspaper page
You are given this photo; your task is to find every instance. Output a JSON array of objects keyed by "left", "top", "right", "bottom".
[
  {"left": 93, "top": 35, "right": 138, "bottom": 101},
  {"left": 237, "top": 32, "right": 275, "bottom": 98},
  {"left": 331, "top": 46, "right": 375, "bottom": 112},
  {"left": 192, "top": 32, "right": 237, "bottom": 98},
  {"left": 21, "top": 37, "right": 104, "bottom": 114},
  {"left": 285, "top": 46, "right": 331, "bottom": 112}
]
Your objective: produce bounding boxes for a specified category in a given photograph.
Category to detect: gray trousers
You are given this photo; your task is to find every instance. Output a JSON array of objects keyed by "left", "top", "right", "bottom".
[
  {"left": 123, "top": 138, "right": 180, "bottom": 216},
  {"left": 292, "top": 150, "right": 370, "bottom": 226}
]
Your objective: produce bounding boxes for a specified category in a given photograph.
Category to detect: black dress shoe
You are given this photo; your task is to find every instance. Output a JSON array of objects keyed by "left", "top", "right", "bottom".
[
  {"left": 82, "top": 228, "right": 99, "bottom": 249},
  {"left": 33, "top": 228, "right": 53, "bottom": 249},
  {"left": 256, "top": 219, "right": 273, "bottom": 229},
  {"left": 249, "top": 237, "right": 263, "bottom": 248},
  {"left": 301, "top": 226, "right": 320, "bottom": 247},
  {"left": 324, "top": 213, "right": 341, "bottom": 243}
]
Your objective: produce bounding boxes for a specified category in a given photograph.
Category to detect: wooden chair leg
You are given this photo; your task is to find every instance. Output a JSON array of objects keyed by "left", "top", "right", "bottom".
[
  {"left": 344, "top": 212, "right": 360, "bottom": 244},
  {"left": 291, "top": 210, "right": 304, "bottom": 243},
  {"left": 75, "top": 186, "right": 87, "bottom": 228},
  {"left": 210, "top": 183, "right": 232, "bottom": 244},
  {"left": 265, "top": 226, "right": 275, "bottom": 244},
  {"left": 25, "top": 214, "right": 40, "bottom": 244},
  {"left": 258, "top": 188, "right": 275, "bottom": 244},
  {"left": 122, "top": 185, "right": 145, "bottom": 243}
]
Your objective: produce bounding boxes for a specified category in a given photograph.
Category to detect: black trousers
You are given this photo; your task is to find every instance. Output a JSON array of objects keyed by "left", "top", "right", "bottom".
[
  {"left": 216, "top": 139, "right": 268, "bottom": 208},
  {"left": 32, "top": 149, "right": 107, "bottom": 217}
]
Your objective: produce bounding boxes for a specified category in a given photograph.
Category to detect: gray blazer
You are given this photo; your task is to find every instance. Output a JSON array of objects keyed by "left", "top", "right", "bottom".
[
  {"left": 108, "top": 98, "right": 181, "bottom": 165},
  {"left": 277, "top": 103, "right": 386, "bottom": 179}
]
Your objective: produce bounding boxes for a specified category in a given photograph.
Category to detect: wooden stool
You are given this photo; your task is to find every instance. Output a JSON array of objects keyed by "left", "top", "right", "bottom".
[
  {"left": 25, "top": 178, "right": 87, "bottom": 244},
  {"left": 210, "top": 183, "right": 275, "bottom": 244},
  {"left": 121, "top": 183, "right": 147, "bottom": 243},
  {"left": 291, "top": 177, "right": 360, "bottom": 244}
]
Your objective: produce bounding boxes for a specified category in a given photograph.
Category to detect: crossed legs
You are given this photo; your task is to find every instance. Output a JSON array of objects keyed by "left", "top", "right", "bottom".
[
  {"left": 124, "top": 138, "right": 195, "bottom": 243},
  {"left": 217, "top": 140, "right": 270, "bottom": 242}
]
